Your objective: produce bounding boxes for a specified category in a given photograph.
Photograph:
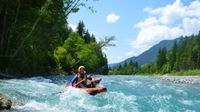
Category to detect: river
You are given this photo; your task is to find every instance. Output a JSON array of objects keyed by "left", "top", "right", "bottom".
[{"left": 0, "top": 75, "right": 200, "bottom": 112}]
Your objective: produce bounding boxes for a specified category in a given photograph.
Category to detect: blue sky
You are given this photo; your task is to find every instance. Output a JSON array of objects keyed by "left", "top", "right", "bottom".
[{"left": 68, "top": 0, "right": 200, "bottom": 64}]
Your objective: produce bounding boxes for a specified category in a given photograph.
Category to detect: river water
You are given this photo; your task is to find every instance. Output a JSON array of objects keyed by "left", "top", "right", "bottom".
[{"left": 0, "top": 75, "right": 200, "bottom": 112}]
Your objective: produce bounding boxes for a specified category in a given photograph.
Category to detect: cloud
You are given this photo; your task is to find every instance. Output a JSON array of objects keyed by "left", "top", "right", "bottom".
[
  {"left": 131, "top": 0, "right": 200, "bottom": 55},
  {"left": 183, "top": 17, "right": 200, "bottom": 35},
  {"left": 106, "top": 13, "right": 120, "bottom": 23},
  {"left": 68, "top": 23, "right": 77, "bottom": 31},
  {"left": 134, "top": 17, "right": 158, "bottom": 28},
  {"left": 146, "top": 0, "right": 185, "bottom": 25},
  {"left": 125, "top": 51, "right": 135, "bottom": 57},
  {"left": 133, "top": 21, "right": 183, "bottom": 51}
]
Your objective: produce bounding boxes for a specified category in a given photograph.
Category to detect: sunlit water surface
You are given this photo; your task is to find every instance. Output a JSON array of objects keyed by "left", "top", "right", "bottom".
[{"left": 1, "top": 75, "right": 200, "bottom": 112}]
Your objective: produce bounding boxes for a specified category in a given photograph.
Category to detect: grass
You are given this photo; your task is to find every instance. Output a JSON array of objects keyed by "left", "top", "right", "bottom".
[
  {"left": 170, "top": 69, "right": 200, "bottom": 76},
  {"left": 108, "top": 69, "right": 200, "bottom": 76}
]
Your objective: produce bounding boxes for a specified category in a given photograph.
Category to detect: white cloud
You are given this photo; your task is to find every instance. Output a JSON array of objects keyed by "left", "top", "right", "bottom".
[
  {"left": 125, "top": 51, "right": 135, "bottom": 57},
  {"left": 135, "top": 17, "right": 158, "bottom": 28},
  {"left": 145, "top": 0, "right": 185, "bottom": 25},
  {"left": 106, "top": 13, "right": 120, "bottom": 23},
  {"left": 131, "top": 0, "right": 200, "bottom": 55},
  {"left": 68, "top": 23, "right": 77, "bottom": 31},
  {"left": 183, "top": 17, "right": 200, "bottom": 35},
  {"left": 133, "top": 23, "right": 183, "bottom": 52}
]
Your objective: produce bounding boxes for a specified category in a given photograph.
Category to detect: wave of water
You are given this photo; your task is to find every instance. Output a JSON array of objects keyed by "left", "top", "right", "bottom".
[{"left": 1, "top": 75, "right": 200, "bottom": 112}]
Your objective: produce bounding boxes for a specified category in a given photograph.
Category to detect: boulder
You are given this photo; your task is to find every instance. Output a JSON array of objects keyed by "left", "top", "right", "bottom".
[{"left": 0, "top": 93, "right": 12, "bottom": 110}]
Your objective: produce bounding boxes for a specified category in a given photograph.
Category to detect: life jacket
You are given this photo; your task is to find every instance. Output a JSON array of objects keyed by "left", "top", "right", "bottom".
[
  {"left": 77, "top": 77, "right": 84, "bottom": 83},
  {"left": 78, "top": 75, "right": 96, "bottom": 88},
  {"left": 76, "top": 74, "right": 87, "bottom": 88}
]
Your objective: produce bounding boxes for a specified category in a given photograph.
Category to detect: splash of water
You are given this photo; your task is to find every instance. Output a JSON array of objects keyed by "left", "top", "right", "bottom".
[{"left": 0, "top": 75, "right": 200, "bottom": 112}]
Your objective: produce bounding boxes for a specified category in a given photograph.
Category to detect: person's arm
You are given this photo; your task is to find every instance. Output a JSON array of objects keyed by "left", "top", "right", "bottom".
[
  {"left": 63, "top": 76, "right": 77, "bottom": 91},
  {"left": 88, "top": 77, "right": 102, "bottom": 83},
  {"left": 74, "top": 77, "right": 86, "bottom": 87},
  {"left": 70, "top": 76, "right": 78, "bottom": 86}
]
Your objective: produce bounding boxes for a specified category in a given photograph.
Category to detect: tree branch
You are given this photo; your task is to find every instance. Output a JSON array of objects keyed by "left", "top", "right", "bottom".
[
  {"left": 5, "top": 0, "right": 21, "bottom": 55},
  {"left": 65, "top": 0, "right": 81, "bottom": 18},
  {"left": 11, "top": 0, "right": 52, "bottom": 59},
  {"left": 11, "top": 17, "right": 41, "bottom": 59},
  {"left": 0, "top": 4, "right": 9, "bottom": 55}
]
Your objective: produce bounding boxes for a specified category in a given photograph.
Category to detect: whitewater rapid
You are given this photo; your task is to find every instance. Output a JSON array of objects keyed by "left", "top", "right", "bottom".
[{"left": 0, "top": 75, "right": 200, "bottom": 112}]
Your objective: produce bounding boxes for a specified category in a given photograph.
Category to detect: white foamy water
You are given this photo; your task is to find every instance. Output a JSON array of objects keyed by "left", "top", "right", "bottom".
[{"left": 1, "top": 75, "right": 200, "bottom": 112}]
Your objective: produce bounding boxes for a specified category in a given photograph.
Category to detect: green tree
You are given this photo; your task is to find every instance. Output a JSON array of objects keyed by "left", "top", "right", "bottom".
[
  {"left": 77, "top": 21, "right": 85, "bottom": 38},
  {"left": 84, "top": 30, "right": 91, "bottom": 43},
  {"left": 156, "top": 47, "right": 167, "bottom": 71},
  {"left": 169, "top": 41, "right": 177, "bottom": 71}
]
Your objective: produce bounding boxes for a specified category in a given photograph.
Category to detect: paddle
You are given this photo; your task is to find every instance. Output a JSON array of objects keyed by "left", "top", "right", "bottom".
[{"left": 73, "top": 78, "right": 86, "bottom": 87}]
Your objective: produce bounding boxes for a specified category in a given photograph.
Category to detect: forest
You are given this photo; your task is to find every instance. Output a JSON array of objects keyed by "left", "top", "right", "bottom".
[{"left": 0, "top": 0, "right": 111, "bottom": 77}]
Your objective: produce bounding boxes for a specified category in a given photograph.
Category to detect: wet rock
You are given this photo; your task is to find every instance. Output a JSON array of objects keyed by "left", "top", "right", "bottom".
[{"left": 0, "top": 93, "right": 12, "bottom": 110}]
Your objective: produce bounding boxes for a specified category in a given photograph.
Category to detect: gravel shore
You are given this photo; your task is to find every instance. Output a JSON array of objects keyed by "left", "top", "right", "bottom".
[{"left": 159, "top": 75, "right": 200, "bottom": 84}]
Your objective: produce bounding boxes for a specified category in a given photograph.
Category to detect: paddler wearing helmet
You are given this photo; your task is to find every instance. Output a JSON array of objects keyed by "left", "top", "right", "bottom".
[
  {"left": 70, "top": 66, "right": 97, "bottom": 88},
  {"left": 70, "top": 66, "right": 88, "bottom": 88}
]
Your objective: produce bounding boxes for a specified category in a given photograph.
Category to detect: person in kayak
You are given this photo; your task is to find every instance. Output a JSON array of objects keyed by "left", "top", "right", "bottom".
[
  {"left": 69, "top": 66, "right": 86, "bottom": 88},
  {"left": 86, "top": 74, "right": 96, "bottom": 88},
  {"left": 70, "top": 66, "right": 95, "bottom": 88}
]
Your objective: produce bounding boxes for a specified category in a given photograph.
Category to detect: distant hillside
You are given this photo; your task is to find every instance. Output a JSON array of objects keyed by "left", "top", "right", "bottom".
[
  {"left": 109, "top": 38, "right": 180, "bottom": 68},
  {"left": 108, "top": 63, "right": 119, "bottom": 68}
]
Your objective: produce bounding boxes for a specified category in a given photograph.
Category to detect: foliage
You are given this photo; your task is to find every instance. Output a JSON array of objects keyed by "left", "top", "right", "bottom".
[
  {"left": 109, "top": 61, "right": 139, "bottom": 75},
  {"left": 0, "top": 0, "right": 107, "bottom": 77},
  {"left": 171, "top": 69, "right": 200, "bottom": 76},
  {"left": 53, "top": 21, "right": 114, "bottom": 75}
]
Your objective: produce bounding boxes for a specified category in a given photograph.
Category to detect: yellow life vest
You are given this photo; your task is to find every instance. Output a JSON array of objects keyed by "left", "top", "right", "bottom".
[
  {"left": 77, "top": 77, "right": 84, "bottom": 83},
  {"left": 76, "top": 77, "right": 86, "bottom": 88}
]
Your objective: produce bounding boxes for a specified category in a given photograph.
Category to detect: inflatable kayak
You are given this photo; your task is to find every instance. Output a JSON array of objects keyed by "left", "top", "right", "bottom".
[
  {"left": 67, "top": 85, "right": 107, "bottom": 95},
  {"left": 67, "top": 77, "right": 106, "bottom": 95},
  {"left": 80, "top": 87, "right": 107, "bottom": 95}
]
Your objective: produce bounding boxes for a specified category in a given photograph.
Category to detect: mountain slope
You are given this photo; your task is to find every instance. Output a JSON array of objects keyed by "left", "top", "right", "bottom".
[{"left": 109, "top": 38, "right": 180, "bottom": 68}]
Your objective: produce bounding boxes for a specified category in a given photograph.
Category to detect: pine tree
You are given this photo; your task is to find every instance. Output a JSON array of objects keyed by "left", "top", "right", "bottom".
[
  {"left": 84, "top": 30, "right": 91, "bottom": 43},
  {"left": 169, "top": 40, "right": 177, "bottom": 71},
  {"left": 156, "top": 47, "right": 167, "bottom": 71},
  {"left": 77, "top": 21, "right": 85, "bottom": 38}
]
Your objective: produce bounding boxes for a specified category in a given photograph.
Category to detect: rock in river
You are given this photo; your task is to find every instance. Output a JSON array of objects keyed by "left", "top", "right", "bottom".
[{"left": 0, "top": 93, "right": 12, "bottom": 110}]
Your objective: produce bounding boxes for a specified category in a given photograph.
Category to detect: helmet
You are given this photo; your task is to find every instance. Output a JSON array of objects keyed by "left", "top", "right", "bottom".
[{"left": 78, "top": 66, "right": 85, "bottom": 73}]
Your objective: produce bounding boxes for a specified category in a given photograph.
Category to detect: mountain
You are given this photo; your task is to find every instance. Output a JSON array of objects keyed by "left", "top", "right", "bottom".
[
  {"left": 108, "top": 63, "right": 119, "bottom": 68},
  {"left": 109, "top": 38, "right": 180, "bottom": 68}
]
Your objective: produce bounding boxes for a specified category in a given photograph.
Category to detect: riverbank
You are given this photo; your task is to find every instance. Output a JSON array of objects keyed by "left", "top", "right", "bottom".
[
  {"left": 170, "top": 69, "right": 200, "bottom": 76},
  {"left": 135, "top": 70, "right": 200, "bottom": 84},
  {"left": 161, "top": 70, "right": 200, "bottom": 84},
  {"left": 159, "top": 75, "right": 200, "bottom": 85},
  {"left": 130, "top": 69, "right": 200, "bottom": 76},
  {"left": 109, "top": 70, "right": 200, "bottom": 85}
]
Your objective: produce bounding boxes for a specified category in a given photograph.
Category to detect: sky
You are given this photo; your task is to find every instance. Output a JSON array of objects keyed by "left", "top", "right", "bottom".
[{"left": 68, "top": 0, "right": 200, "bottom": 64}]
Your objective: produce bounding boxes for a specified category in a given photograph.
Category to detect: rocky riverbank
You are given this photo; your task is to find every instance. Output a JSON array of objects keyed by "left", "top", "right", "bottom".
[{"left": 159, "top": 75, "right": 200, "bottom": 84}]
